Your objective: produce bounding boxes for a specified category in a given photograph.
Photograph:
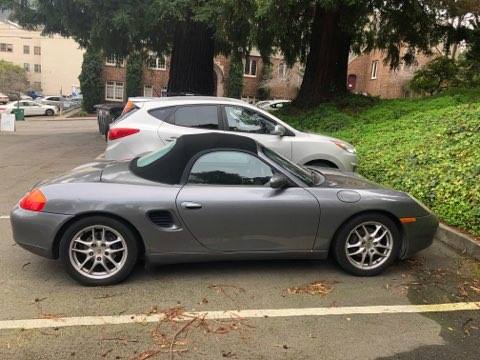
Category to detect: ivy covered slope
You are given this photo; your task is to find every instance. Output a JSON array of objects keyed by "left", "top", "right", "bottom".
[{"left": 278, "top": 89, "right": 480, "bottom": 237}]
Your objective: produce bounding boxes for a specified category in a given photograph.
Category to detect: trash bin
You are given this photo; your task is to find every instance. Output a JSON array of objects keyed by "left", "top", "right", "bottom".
[{"left": 12, "top": 108, "right": 25, "bottom": 121}]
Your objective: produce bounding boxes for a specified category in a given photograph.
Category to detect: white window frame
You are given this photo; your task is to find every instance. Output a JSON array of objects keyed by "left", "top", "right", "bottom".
[
  {"left": 23, "top": 45, "right": 30, "bottom": 54},
  {"left": 147, "top": 53, "right": 167, "bottom": 71},
  {"left": 23, "top": 63, "right": 30, "bottom": 72},
  {"left": 278, "top": 62, "right": 288, "bottom": 78},
  {"left": 34, "top": 64, "right": 41, "bottom": 73},
  {"left": 371, "top": 60, "right": 379, "bottom": 80},
  {"left": 34, "top": 46, "right": 41, "bottom": 55},
  {"left": 244, "top": 58, "right": 257, "bottom": 77},
  {"left": 105, "top": 81, "right": 124, "bottom": 102},
  {"left": 143, "top": 85, "right": 153, "bottom": 97},
  {"left": 105, "top": 55, "right": 125, "bottom": 67}
]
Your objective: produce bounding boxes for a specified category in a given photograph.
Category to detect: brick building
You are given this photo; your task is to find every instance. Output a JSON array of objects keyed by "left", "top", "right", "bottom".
[
  {"left": 102, "top": 49, "right": 436, "bottom": 103},
  {"left": 102, "top": 50, "right": 303, "bottom": 103},
  {"left": 347, "top": 50, "right": 434, "bottom": 99}
]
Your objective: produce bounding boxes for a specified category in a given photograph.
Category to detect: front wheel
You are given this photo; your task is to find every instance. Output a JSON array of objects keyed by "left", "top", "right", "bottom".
[
  {"left": 332, "top": 213, "right": 401, "bottom": 276},
  {"left": 59, "top": 216, "right": 139, "bottom": 286},
  {"left": 45, "top": 109, "right": 54, "bottom": 116}
]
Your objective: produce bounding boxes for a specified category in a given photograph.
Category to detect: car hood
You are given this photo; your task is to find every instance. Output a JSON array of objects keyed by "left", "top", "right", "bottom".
[
  {"left": 298, "top": 131, "right": 355, "bottom": 147},
  {"left": 314, "top": 169, "right": 385, "bottom": 190}
]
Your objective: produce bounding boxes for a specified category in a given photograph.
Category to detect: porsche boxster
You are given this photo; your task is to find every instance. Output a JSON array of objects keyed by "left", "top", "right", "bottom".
[{"left": 11, "top": 133, "right": 438, "bottom": 285}]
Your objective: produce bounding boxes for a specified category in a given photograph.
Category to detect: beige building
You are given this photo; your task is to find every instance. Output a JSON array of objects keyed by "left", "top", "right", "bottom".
[{"left": 0, "top": 20, "right": 84, "bottom": 95}]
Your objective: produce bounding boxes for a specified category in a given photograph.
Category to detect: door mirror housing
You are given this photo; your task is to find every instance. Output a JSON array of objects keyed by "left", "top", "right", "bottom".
[
  {"left": 271, "top": 124, "right": 286, "bottom": 136},
  {"left": 269, "top": 173, "right": 288, "bottom": 189}
]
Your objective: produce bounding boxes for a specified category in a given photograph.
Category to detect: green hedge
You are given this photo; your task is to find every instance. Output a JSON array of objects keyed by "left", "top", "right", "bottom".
[{"left": 278, "top": 89, "right": 480, "bottom": 237}]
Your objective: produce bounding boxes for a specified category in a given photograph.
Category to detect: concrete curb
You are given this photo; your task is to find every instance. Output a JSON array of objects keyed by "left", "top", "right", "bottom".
[{"left": 436, "top": 223, "right": 480, "bottom": 261}]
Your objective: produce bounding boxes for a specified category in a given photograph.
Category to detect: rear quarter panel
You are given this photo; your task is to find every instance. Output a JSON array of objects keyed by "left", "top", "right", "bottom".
[{"left": 40, "top": 182, "right": 207, "bottom": 254}]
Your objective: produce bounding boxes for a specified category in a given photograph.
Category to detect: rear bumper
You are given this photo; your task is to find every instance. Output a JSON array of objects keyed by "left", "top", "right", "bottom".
[
  {"left": 10, "top": 205, "right": 73, "bottom": 259},
  {"left": 400, "top": 214, "right": 439, "bottom": 259}
]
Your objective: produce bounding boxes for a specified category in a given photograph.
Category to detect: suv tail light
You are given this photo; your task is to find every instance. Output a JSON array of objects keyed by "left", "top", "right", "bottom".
[
  {"left": 108, "top": 128, "right": 140, "bottom": 141},
  {"left": 121, "top": 100, "right": 138, "bottom": 116},
  {"left": 19, "top": 188, "right": 47, "bottom": 212}
]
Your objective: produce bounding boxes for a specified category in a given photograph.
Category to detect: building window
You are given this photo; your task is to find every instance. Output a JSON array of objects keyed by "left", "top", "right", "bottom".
[
  {"left": 23, "top": 45, "right": 30, "bottom": 54},
  {"left": 371, "top": 60, "right": 379, "bottom": 80},
  {"left": 34, "top": 64, "right": 41, "bottom": 73},
  {"left": 278, "top": 63, "right": 288, "bottom": 78},
  {"left": 23, "top": 63, "right": 30, "bottom": 72},
  {"left": 144, "top": 85, "right": 153, "bottom": 97},
  {"left": 105, "top": 81, "right": 124, "bottom": 101},
  {"left": 147, "top": 54, "right": 167, "bottom": 70},
  {"left": 34, "top": 46, "right": 41, "bottom": 55},
  {"left": 161, "top": 86, "right": 168, "bottom": 97},
  {"left": 0, "top": 43, "right": 13, "bottom": 52},
  {"left": 105, "top": 55, "right": 125, "bottom": 67},
  {"left": 244, "top": 58, "right": 257, "bottom": 77}
]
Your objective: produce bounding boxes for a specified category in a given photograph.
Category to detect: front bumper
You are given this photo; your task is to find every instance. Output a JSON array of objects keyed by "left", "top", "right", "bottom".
[
  {"left": 10, "top": 206, "right": 73, "bottom": 259},
  {"left": 400, "top": 213, "right": 439, "bottom": 259}
]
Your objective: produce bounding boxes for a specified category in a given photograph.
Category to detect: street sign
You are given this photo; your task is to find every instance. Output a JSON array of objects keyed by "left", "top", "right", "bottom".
[{"left": 0, "top": 113, "right": 15, "bottom": 132}]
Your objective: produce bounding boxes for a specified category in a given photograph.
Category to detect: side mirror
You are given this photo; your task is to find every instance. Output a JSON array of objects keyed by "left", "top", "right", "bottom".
[
  {"left": 271, "top": 124, "right": 286, "bottom": 136},
  {"left": 269, "top": 173, "right": 288, "bottom": 189}
]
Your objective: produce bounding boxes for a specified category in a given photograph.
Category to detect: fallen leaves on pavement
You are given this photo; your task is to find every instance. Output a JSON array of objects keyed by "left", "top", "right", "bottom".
[{"left": 284, "top": 280, "right": 338, "bottom": 296}]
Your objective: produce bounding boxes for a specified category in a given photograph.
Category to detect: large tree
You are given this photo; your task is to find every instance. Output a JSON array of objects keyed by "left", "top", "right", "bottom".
[
  {"left": 1, "top": 0, "right": 255, "bottom": 96},
  {"left": 256, "top": 0, "right": 443, "bottom": 107}
]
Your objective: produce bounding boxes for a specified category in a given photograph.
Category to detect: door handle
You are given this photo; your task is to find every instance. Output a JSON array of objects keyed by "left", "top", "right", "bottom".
[{"left": 181, "top": 202, "right": 203, "bottom": 210}]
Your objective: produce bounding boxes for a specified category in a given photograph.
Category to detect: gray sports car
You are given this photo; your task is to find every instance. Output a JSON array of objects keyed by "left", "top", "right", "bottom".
[{"left": 11, "top": 133, "right": 438, "bottom": 286}]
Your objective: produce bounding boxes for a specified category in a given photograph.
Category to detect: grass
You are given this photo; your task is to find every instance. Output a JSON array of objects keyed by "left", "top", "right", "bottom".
[{"left": 277, "top": 89, "right": 480, "bottom": 237}]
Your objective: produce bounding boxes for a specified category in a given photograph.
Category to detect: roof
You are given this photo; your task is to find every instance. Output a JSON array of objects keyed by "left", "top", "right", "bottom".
[
  {"left": 130, "top": 133, "right": 258, "bottom": 184},
  {"left": 129, "top": 96, "right": 247, "bottom": 107}
]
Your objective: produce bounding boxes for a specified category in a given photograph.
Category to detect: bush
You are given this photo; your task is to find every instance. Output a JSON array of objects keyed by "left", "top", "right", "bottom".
[
  {"left": 278, "top": 89, "right": 480, "bottom": 237},
  {"left": 409, "top": 57, "right": 459, "bottom": 95},
  {"left": 126, "top": 52, "right": 143, "bottom": 98},
  {"left": 225, "top": 52, "right": 244, "bottom": 98},
  {"left": 79, "top": 48, "right": 104, "bottom": 112}
]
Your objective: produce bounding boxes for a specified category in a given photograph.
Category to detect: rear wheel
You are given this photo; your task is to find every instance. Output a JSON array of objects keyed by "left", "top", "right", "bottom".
[
  {"left": 59, "top": 216, "right": 138, "bottom": 286},
  {"left": 45, "top": 109, "right": 54, "bottom": 116},
  {"left": 332, "top": 213, "right": 401, "bottom": 276}
]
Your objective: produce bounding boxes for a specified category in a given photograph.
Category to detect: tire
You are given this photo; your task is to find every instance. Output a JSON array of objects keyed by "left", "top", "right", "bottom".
[
  {"left": 45, "top": 109, "right": 54, "bottom": 116},
  {"left": 332, "top": 213, "right": 401, "bottom": 276},
  {"left": 59, "top": 216, "right": 139, "bottom": 286}
]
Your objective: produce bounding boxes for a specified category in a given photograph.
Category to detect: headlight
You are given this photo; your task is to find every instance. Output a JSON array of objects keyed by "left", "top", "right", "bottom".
[{"left": 332, "top": 140, "right": 356, "bottom": 154}]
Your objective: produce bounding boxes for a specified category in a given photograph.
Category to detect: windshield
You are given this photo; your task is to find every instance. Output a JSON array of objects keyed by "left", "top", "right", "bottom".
[
  {"left": 136, "top": 141, "right": 176, "bottom": 167},
  {"left": 261, "top": 146, "right": 319, "bottom": 186}
]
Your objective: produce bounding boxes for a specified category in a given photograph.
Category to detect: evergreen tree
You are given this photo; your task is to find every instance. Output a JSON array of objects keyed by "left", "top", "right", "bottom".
[
  {"left": 126, "top": 52, "right": 143, "bottom": 98},
  {"left": 78, "top": 47, "right": 103, "bottom": 112},
  {"left": 225, "top": 51, "right": 244, "bottom": 98}
]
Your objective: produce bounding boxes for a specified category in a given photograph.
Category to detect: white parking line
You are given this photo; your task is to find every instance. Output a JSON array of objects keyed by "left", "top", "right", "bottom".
[
  {"left": 0, "top": 215, "right": 9, "bottom": 220},
  {"left": 0, "top": 302, "right": 479, "bottom": 331}
]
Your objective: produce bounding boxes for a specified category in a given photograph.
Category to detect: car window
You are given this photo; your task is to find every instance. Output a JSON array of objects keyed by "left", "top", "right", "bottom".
[
  {"left": 224, "top": 106, "right": 276, "bottom": 134},
  {"left": 188, "top": 151, "right": 273, "bottom": 186},
  {"left": 148, "top": 106, "right": 175, "bottom": 123},
  {"left": 174, "top": 105, "right": 219, "bottom": 129},
  {"left": 136, "top": 140, "right": 176, "bottom": 167}
]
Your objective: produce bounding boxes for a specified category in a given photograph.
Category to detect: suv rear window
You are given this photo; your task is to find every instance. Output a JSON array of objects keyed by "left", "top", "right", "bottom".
[
  {"left": 148, "top": 106, "right": 175, "bottom": 123},
  {"left": 174, "top": 105, "right": 219, "bottom": 129}
]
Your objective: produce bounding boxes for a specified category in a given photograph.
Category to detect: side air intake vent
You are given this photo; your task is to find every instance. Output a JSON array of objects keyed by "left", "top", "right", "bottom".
[{"left": 148, "top": 210, "right": 174, "bottom": 228}]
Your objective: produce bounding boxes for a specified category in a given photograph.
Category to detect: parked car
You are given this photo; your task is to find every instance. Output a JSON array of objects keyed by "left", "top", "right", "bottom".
[
  {"left": 26, "top": 90, "right": 43, "bottom": 100},
  {"left": 95, "top": 103, "right": 125, "bottom": 138},
  {"left": 0, "top": 92, "right": 9, "bottom": 104},
  {"left": 10, "top": 133, "right": 438, "bottom": 285},
  {"left": 106, "top": 96, "right": 358, "bottom": 171},
  {"left": 0, "top": 100, "right": 57, "bottom": 116},
  {"left": 256, "top": 99, "right": 292, "bottom": 111},
  {"left": 40, "top": 96, "right": 67, "bottom": 111}
]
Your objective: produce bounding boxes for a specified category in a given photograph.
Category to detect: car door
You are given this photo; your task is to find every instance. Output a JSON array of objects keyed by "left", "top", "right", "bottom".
[
  {"left": 176, "top": 150, "right": 320, "bottom": 252},
  {"left": 17, "top": 101, "right": 32, "bottom": 116},
  {"left": 156, "top": 104, "right": 223, "bottom": 144},
  {"left": 222, "top": 105, "right": 293, "bottom": 160}
]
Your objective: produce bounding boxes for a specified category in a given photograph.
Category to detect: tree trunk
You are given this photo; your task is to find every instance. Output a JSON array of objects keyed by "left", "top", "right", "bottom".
[
  {"left": 293, "top": 4, "right": 351, "bottom": 107},
  {"left": 168, "top": 19, "right": 215, "bottom": 96}
]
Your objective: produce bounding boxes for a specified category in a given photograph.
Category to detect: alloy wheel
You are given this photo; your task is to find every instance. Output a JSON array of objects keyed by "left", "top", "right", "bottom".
[{"left": 344, "top": 221, "right": 394, "bottom": 270}]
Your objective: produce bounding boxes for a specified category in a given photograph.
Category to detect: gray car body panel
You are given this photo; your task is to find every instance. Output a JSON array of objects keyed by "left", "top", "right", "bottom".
[{"left": 11, "top": 151, "right": 437, "bottom": 264}]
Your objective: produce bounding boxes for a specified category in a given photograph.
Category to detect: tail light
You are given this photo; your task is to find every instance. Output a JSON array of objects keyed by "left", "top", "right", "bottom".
[
  {"left": 108, "top": 128, "right": 140, "bottom": 141},
  {"left": 19, "top": 188, "right": 47, "bottom": 212},
  {"left": 121, "top": 100, "right": 137, "bottom": 116}
]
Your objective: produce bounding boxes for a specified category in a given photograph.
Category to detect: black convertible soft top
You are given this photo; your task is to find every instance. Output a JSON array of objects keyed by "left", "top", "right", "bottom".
[{"left": 130, "top": 133, "right": 258, "bottom": 184}]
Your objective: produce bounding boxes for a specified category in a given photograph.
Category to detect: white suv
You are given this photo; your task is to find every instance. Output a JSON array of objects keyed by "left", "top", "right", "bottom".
[{"left": 106, "top": 97, "right": 357, "bottom": 171}]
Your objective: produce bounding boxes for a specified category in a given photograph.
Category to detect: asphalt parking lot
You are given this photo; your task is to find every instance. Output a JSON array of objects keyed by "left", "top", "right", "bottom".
[{"left": 0, "top": 119, "right": 479, "bottom": 359}]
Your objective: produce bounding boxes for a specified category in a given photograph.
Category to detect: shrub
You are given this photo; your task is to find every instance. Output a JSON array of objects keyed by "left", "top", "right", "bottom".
[
  {"left": 409, "top": 57, "right": 459, "bottom": 95},
  {"left": 126, "top": 51, "right": 143, "bottom": 98},
  {"left": 226, "top": 52, "right": 244, "bottom": 98},
  {"left": 79, "top": 48, "right": 104, "bottom": 112}
]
